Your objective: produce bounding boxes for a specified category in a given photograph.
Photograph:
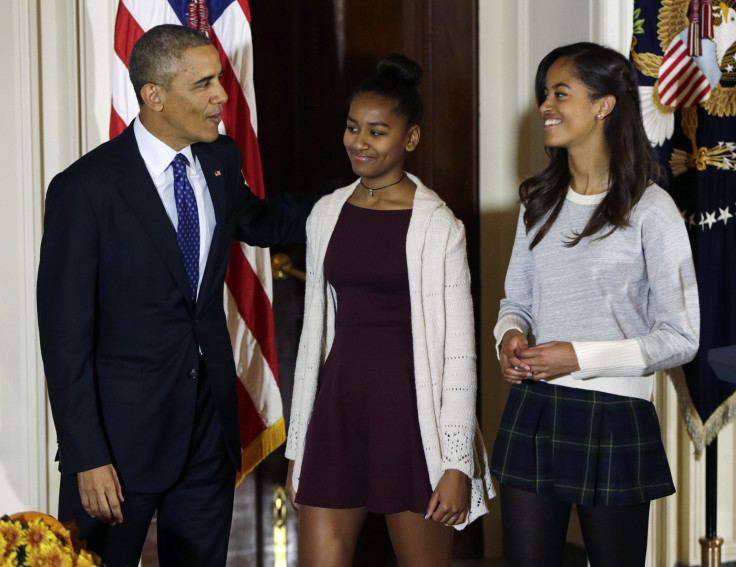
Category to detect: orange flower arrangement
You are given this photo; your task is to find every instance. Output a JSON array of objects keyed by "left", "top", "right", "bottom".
[{"left": 0, "top": 512, "right": 104, "bottom": 567}]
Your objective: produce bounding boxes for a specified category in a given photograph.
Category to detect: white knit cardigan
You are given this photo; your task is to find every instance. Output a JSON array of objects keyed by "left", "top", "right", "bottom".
[{"left": 285, "top": 173, "right": 494, "bottom": 529}]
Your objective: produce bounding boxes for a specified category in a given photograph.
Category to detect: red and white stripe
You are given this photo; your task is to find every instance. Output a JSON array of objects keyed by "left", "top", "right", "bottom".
[
  {"left": 701, "top": 0, "right": 714, "bottom": 40},
  {"left": 111, "top": 0, "right": 284, "bottom": 481},
  {"left": 658, "top": 35, "right": 711, "bottom": 108}
]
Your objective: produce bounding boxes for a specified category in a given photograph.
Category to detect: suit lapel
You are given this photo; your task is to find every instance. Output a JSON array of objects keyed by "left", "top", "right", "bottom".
[
  {"left": 193, "top": 144, "right": 227, "bottom": 311},
  {"left": 113, "top": 127, "right": 194, "bottom": 309}
]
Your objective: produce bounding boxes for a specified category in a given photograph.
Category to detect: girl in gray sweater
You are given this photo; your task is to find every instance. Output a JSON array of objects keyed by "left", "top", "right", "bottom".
[{"left": 491, "top": 42, "right": 699, "bottom": 567}]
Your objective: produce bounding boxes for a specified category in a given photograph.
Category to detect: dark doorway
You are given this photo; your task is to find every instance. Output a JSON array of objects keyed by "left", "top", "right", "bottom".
[
  {"left": 253, "top": 0, "right": 480, "bottom": 259},
  {"left": 253, "top": 1, "right": 481, "bottom": 565}
]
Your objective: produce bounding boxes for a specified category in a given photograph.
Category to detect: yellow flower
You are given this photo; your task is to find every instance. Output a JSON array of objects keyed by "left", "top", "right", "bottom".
[
  {"left": 74, "top": 549, "right": 98, "bottom": 567},
  {"left": 23, "top": 544, "right": 47, "bottom": 567},
  {"left": 49, "top": 524, "right": 72, "bottom": 549},
  {"left": 25, "top": 519, "right": 53, "bottom": 549},
  {"left": 80, "top": 548, "right": 103, "bottom": 567},
  {"left": 0, "top": 520, "right": 25, "bottom": 551},
  {"left": 1, "top": 550, "right": 18, "bottom": 567},
  {"left": 0, "top": 513, "right": 106, "bottom": 567},
  {"left": 34, "top": 542, "right": 74, "bottom": 567}
]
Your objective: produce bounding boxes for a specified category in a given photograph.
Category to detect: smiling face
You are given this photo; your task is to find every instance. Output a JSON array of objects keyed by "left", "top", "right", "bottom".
[
  {"left": 539, "top": 57, "right": 606, "bottom": 151},
  {"left": 152, "top": 44, "right": 228, "bottom": 150},
  {"left": 343, "top": 93, "right": 419, "bottom": 186}
]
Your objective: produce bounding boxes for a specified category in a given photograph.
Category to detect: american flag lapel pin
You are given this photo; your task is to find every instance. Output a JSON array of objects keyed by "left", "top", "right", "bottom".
[{"left": 214, "top": 170, "right": 222, "bottom": 176}]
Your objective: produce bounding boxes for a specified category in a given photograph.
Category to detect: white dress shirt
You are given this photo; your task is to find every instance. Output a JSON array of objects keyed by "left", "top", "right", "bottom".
[{"left": 133, "top": 117, "right": 217, "bottom": 297}]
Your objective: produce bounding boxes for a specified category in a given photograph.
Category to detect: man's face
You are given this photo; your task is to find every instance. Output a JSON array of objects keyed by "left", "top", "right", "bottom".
[{"left": 156, "top": 44, "right": 228, "bottom": 150}]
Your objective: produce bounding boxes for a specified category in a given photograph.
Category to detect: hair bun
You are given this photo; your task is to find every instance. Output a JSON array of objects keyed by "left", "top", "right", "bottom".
[
  {"left": 377, "top": 53, "right": 423, "bottom": 88},
  {"left": 352, "top": 52, "right": 424, "bottom": 125}
]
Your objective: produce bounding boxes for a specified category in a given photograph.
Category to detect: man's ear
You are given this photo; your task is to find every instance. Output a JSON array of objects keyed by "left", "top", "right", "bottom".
[{"left": 141, "top": 84, "right": 164, "bottom": 112}]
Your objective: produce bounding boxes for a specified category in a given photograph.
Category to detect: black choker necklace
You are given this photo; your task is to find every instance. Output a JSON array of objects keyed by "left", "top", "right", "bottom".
[{"left": 359, "top": 173, "right": 405, "bottom": 197}]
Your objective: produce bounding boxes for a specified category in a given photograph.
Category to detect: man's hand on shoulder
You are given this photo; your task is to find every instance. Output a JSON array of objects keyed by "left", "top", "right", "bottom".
[{"left": 78, "top": 464, "right": 125, "bottom": 525}]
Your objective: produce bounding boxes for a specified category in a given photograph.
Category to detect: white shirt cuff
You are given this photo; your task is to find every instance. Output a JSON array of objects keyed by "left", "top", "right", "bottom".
[{"left": 570, "top": 339, "right": 646, "bottom": 379}]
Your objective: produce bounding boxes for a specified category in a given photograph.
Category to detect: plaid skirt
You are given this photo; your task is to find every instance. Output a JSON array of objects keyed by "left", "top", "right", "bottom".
[{"left": 491, "top": 381, "right": 674, "bottom": 506}]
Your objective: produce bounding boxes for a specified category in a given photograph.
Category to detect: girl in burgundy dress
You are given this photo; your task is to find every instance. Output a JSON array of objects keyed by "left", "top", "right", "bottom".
[{"left": 285, "top": 53, "right": 494, "bottom": 566}]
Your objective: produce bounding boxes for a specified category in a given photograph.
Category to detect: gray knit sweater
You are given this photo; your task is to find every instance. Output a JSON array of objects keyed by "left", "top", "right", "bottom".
[{"left": 494, "top": 185, "right": 700, "bottom": 401}]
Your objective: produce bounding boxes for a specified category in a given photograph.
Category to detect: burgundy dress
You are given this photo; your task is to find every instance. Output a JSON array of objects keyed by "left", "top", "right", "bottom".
[{"left": 295, "top": 202, "right": 433, "bottom": 514}]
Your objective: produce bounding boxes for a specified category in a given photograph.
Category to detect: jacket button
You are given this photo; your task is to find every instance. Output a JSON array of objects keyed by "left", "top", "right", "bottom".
[{"left": 189, "top": 368, "right": 198, "bottom": 379}]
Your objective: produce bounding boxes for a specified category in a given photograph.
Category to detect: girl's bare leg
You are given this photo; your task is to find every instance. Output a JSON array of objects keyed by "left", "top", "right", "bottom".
[
  {"left": 297, "top": 505, "right": 368, "bottom": 567},
  {"left": 385, "top": 510, "right": 454, "bottom": 567}
]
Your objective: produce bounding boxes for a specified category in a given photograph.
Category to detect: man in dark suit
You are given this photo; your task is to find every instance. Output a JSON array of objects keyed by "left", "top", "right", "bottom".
[{"left": 37, "top": 24, "right": 312, "bottom": 567}]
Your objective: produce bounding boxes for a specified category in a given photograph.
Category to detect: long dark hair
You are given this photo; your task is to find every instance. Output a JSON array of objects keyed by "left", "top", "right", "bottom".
[
  {"left": 352, "top": 53, "right": 423, "bottom": 127},
  {"left": 521, "top": 42, "right": 658, "bottom": 249}
]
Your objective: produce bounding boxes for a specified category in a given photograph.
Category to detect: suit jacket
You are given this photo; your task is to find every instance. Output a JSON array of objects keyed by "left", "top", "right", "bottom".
[{"left": 37, "top": 123, "right": 311, "bottom": 493}]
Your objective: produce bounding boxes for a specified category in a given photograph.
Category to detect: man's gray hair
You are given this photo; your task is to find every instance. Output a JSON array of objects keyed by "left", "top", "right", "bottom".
[{"left": 129, "top": 24, "right": 212, "bottom": 105}]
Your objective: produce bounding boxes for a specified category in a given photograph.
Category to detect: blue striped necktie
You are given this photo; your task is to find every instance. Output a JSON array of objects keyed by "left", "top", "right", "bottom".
[{"left": 171, "top": 153, "right": 200, "bottom": 303}]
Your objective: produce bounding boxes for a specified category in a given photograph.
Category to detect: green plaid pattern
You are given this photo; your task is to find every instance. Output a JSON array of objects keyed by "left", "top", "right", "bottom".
[{"left": 491, "top": 381, "right": 674, "bottom": 506}]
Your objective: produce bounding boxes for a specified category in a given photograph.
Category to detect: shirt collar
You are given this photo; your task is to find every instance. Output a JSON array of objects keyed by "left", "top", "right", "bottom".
[
  {"left": 133, "top": 116, "right": 196, "bottom": 177},
  {"left": 566, "top": 186, "right": 608, "bottom": 205}
]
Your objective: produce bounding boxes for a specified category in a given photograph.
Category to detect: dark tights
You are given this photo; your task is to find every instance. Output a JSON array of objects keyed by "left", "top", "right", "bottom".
[{"left": 499, "top": 484, "right": 651, "bottom": 567}]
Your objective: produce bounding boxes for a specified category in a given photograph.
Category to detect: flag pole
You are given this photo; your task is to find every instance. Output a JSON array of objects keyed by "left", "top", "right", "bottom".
[{"left": 700, "top": 440, "right": 723, "bottom": 567}]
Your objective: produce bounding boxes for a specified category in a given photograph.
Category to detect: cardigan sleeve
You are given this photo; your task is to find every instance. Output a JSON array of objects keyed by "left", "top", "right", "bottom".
[
  {"left": 439, "top": 218, "right": 478, "bottom": 478},
  {"left": 285, "top": 205, "right": 321, "bottom": 461}
]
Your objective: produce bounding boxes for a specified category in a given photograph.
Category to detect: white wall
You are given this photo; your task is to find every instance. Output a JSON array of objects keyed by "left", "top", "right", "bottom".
[
  {"left": 478, "top": 0, "right": 603, "bottom": 558},
  {"left": 0, "top": 0, "right": 45, "bottom": 515},
  {"left": 0, "top": 0, "right": 113, "bottom": 517}
]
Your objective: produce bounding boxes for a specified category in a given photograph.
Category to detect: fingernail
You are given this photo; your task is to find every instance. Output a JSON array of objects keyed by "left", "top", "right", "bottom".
[{"left": 424, "top": 514, "right": 429, "bottom": 519}]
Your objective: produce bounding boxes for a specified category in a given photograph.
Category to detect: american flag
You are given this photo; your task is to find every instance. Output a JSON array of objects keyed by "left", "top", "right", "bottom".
[
  {"left": 632, "top": 0, "right": 736, "bottom": 455},
  {"left": 657, "top": 33, "right": 712, "bottom": 107},
  {"left": 111, "top": 0, "right": 284, "bottom": 484}
]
